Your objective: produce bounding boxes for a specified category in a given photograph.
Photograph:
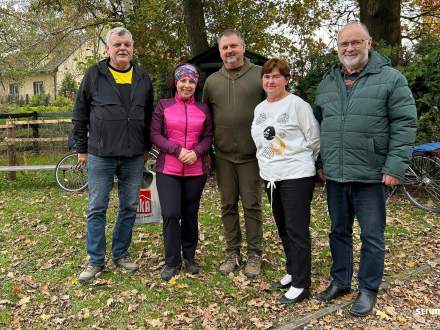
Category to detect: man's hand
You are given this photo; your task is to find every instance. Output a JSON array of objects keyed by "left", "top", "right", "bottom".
[
  {"left": 317, "top": 168, "right": 325, "bottom": 182},
  {"left": 144, "top": 151, "right": 149, "bottom": 164},
  {"left": 382, "top": 174, "right": 400, "bottom": 186},
  {"left": 78, "top": 153, "right": 87, "bottom": 166}
]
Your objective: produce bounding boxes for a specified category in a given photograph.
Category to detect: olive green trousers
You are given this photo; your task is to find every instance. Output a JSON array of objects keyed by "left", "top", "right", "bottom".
[{"left": 215, "top": 157, "right": 263, "bottom": 256}]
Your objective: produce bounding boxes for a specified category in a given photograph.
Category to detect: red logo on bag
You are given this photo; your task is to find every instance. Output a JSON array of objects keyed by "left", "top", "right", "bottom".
[{"left": 138, "top": 189, "right": 152, "bottom": 215}]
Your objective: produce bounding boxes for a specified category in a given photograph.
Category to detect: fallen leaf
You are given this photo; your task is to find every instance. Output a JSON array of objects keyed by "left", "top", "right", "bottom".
[
  {"left": 406, "top": 260, "right": 415, "bottom": 268},
  {"left": 376, "top": 309, "right": 391, "bottom": 320},
  {"left": 145, "top": 318, "right": 162, "bottom": 327},
  {"left": 18, "top": 296, "right": 30, "bottom": 306},
  {"left": 106, "top": 298, "right": 114, "bottom": 306}
]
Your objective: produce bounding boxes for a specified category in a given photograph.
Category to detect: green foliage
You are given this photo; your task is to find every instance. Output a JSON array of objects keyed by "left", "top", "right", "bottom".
[
  {"left": 152, "top": 64, "right": 172, "bottom": 101},
  {"left": 75, "top": 54, "right": 102, "bottom": 75},
  {"left": 399, "top": 36, "right": 440, "bottom": 142},
  {"left": 29, "top": 94, "right": 50, "bottom": 106},
  {"left": 294, "top": 48, "right": 338, "bottom": 104},
  {"left": 59, "top": 73, "right": 78, "bottom": 99},
  {"left": 1, "top": 104, "right": 72, "bottom": 114},
  {"left": 50, "top": 95, "right": 73, "bottom": 108}
]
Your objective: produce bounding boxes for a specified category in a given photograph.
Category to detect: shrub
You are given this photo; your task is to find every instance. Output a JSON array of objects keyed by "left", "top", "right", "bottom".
[
  {"left": 29, "top": 94, "right": 50, "bottom": 106},
  {"left": 50, "top": 95, "right": 73, "bottom": 108},
  {"left": 59, "top": 73, "right": 78, "bottom": 99},
  {"left": 399, "top": 36, "right": 440, "bottom": 142}
]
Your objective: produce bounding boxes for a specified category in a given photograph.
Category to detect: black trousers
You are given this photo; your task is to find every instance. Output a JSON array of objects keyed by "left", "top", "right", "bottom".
[
  {"left": 264, "top": 176, "right": 315, "bottom": 288},
  {"left": 156, "top": 173, "right": 207, "bottom": 267}
]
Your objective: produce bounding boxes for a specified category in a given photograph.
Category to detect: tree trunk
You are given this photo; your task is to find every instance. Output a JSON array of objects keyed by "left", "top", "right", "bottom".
[
  {"left": 358, "top": 0, "right": 401, "bottom": 65},
  {"left": 182, "top": 0, "right": 209, "bottom": 57}
]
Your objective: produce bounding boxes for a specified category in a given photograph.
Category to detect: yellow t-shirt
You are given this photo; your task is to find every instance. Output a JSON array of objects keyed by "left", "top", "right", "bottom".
[{"left": 108, "top": 66, "right": 133, "bottom": 84}]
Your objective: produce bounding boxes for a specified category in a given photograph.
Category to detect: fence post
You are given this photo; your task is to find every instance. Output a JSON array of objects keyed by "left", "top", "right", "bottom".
[
  {"left": 32, "top": 111, "right": 40, "bottom": 154},
  {"left": 7, "top": 120, "right": 16, "bottom": 180}
]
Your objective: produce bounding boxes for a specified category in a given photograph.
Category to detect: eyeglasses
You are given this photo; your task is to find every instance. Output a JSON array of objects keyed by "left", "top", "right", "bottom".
[{"left": 338, "top": 39, "right": 369, "bottom": 49}]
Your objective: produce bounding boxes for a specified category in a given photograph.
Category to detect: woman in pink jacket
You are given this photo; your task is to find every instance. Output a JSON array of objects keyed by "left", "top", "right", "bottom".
[{"left": 151, "top": 64, "right": 212, "bottom": 281}]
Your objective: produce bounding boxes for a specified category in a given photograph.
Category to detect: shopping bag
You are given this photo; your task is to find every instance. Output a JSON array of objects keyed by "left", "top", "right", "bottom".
[{"left": 135, "top": 170, "right": 162, "bottom": 224}]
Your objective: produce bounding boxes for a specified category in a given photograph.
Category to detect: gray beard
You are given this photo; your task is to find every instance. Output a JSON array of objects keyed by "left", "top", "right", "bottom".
[{"left": 341, "top": 53, "right": 368, "bottom": 72}]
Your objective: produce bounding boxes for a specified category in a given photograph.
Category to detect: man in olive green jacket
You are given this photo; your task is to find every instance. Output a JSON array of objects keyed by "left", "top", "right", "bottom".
[
  {"left": 203, "top": 29, "right": 265, "bottom": 278},
  {"left": 314, "top": 22, "right": 417, "bottom": 316}
]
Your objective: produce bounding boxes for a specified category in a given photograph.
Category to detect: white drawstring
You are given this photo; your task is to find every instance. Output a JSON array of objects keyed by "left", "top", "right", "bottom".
[{"left": 266, "top": 180, "right": 276, "bottom": 211}]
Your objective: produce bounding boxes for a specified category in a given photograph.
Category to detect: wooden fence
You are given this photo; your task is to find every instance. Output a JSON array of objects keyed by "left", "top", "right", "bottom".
[{"left": 0, "top": 112, "right": 72, "bottom": 180}]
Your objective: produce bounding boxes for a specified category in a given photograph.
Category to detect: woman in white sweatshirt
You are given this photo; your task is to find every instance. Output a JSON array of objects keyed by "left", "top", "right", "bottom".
[{"left": 251, "top": 59, "right": 320, "bottom": 304}]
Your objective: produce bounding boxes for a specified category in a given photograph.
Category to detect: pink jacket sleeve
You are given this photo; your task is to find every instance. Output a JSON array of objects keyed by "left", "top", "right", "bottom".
[{"left": 150, "top": 100, "right": 182, "bottom": 157}]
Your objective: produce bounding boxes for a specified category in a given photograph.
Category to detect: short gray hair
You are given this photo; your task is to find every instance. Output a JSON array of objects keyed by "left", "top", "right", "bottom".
[
  {"left": 338, "top": 21, "right": 371, "bottom": 39},
  {"left": 217, "top": 29, "right": 245, "bottom": 48},
  {"left": 105, "top": 27, "right": 133, "bottom": 45}
]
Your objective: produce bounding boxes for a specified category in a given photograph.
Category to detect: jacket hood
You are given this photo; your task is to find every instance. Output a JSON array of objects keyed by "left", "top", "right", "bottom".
[
  {"left": 219, "top": 58, "right": 255, "bottom": 80},
  {"left": 218, "top": 58, "right": 258, "bottom": 104},
  {"left": 327, "top": 51, "right": 391, "bottom": 79}
]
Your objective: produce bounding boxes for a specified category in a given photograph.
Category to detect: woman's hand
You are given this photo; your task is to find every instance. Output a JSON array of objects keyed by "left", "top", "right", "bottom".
[
  {"left": 178, "top": 148, "right": 190, "bottom": 162},
  {"left": 178, "top": 148, "right": 197, "bottom": 165}
]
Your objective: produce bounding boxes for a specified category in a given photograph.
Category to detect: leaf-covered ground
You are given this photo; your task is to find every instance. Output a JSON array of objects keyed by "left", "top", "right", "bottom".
[{"left": 0, "top": 171, "right": 438, "bottom": 329}]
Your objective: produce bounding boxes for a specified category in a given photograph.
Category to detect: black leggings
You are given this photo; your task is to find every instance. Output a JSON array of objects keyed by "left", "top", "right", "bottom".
[
  {"left": 264, "top": 176, "right": 315, "bottom": 288},
  {"left": 156, "top": 173, "right": 207, "bottom": 267}
]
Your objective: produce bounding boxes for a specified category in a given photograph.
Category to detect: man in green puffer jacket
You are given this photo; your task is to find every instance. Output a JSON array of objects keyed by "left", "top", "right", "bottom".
[{"left": 313, "top": 22, "right": 417, "bottom": 316}]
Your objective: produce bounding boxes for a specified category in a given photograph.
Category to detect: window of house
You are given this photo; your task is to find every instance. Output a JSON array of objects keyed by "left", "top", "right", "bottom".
[
  {"left": 9, "top": 84, "right": 19, "bottom": 96},
  {"left": 33, "top": 81, "right": 44, "bottom": 95}
]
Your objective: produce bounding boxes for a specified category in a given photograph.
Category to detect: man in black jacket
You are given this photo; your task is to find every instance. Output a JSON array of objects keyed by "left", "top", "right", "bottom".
[{"left": 73, "top": 27, "right": 154, "bottom": 283}]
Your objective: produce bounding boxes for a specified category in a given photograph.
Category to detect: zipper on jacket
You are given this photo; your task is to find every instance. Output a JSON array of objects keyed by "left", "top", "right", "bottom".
[
  {"left": 127, "top": 117, "right": 130, "bottom": 152},
  {"left": 341, "top": 78, "right": 360, "bottom": 180},
  {"left": 183, "top": 103, "right": 188, "bottom": 176}
]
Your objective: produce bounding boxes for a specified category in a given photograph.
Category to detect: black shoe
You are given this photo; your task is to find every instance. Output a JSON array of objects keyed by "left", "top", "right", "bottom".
[
  {"left": 160, "top": 265, "right": 180, "bottom": 281},
  {"left": 272, "top": 281, "right": 291, "bottom": 290},
  {"left": 183, "top": 259, "right": 200, "bottom": 274},
  {"left": 279, "top": 288, "right": 310, "bottom": 305},
  {"left": 316, "top": 283, "right": 351, "bottom": 302},
  {"left": 349, "top": 291, "right": 377, "bottom": 317}
]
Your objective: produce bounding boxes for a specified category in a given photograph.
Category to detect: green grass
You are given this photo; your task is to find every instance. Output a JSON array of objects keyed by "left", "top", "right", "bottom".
[{"left": 0, "top": 168, "right": 438, "bottom": 328}]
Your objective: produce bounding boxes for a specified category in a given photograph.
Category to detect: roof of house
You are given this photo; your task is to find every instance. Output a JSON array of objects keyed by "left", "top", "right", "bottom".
[{"left": 38, "top": 38, "right": 86, "bottom": 73}]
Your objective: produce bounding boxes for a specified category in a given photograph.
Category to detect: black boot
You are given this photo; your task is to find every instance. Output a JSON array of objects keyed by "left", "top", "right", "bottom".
[
  {"left": 183, "top": 259, "right": 200, "bottom": 274},
  {"left": 349, "top": 291, "right": 377, "bottom": 317},
  {"left": 160, "top": 265, "right": 181, "bottom": 281},
  {"left": 316, "top": 283, "right": 351, "bottom": 302}
]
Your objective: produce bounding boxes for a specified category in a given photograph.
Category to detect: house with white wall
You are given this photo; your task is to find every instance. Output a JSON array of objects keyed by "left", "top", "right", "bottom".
[{"left": 0, "top": 37, "right": 106, "bottom": 104}]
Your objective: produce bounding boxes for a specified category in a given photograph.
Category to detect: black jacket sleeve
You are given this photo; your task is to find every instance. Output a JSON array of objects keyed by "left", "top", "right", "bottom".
[{"left": 72, "top": 69, "right": 92, "bottom": 153}]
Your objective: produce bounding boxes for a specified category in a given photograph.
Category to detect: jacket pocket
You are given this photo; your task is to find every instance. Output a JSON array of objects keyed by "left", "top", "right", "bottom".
[{"left": 368, "top": 137, "right": 386, "bottom": 169}]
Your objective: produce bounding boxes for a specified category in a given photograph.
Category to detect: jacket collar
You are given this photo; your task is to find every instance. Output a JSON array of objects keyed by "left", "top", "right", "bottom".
[
  {"left": 174, "top": 93, "right": 195, "bottom": 104},
  {"left": 219, "top": 58, "right": 254, "bottom": 80},
  {"left": 97, "top": 58, "right": 143, "bottom": 101},
  {"left": 328, "top": 51, "right": 391, "bottom": 79}
]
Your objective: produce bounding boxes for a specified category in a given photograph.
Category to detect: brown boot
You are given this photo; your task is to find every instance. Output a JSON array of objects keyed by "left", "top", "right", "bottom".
[
  {"left": 244, "top": 254, "right": 261, "bottom": 278},
  {"left": 219, "top": 252, "right": 241, "bottom": 274}
]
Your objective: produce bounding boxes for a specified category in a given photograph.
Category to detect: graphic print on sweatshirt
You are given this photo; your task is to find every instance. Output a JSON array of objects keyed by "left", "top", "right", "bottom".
[{"left": 255, "top": 111, "right": 288, "bottom": 160}]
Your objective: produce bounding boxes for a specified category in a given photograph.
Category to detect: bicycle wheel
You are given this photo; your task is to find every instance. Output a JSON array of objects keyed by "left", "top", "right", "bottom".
[
  {"left": 385, "top": 185, "right": 399, "bottom": 204},
  {"left": 402, "top": 155, "right": 440, "bottom": 213},
  {"left": 55, "top": 151, "right": 88, "bottom": 192}
]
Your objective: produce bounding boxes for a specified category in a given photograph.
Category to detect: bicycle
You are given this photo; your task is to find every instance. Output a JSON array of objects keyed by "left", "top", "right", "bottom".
[
  {"left": 386, "top": 142, "right": 440, "bottom": 213},
  {"left": 55, "top": 147, "right": 159, "bottom": 192}
]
